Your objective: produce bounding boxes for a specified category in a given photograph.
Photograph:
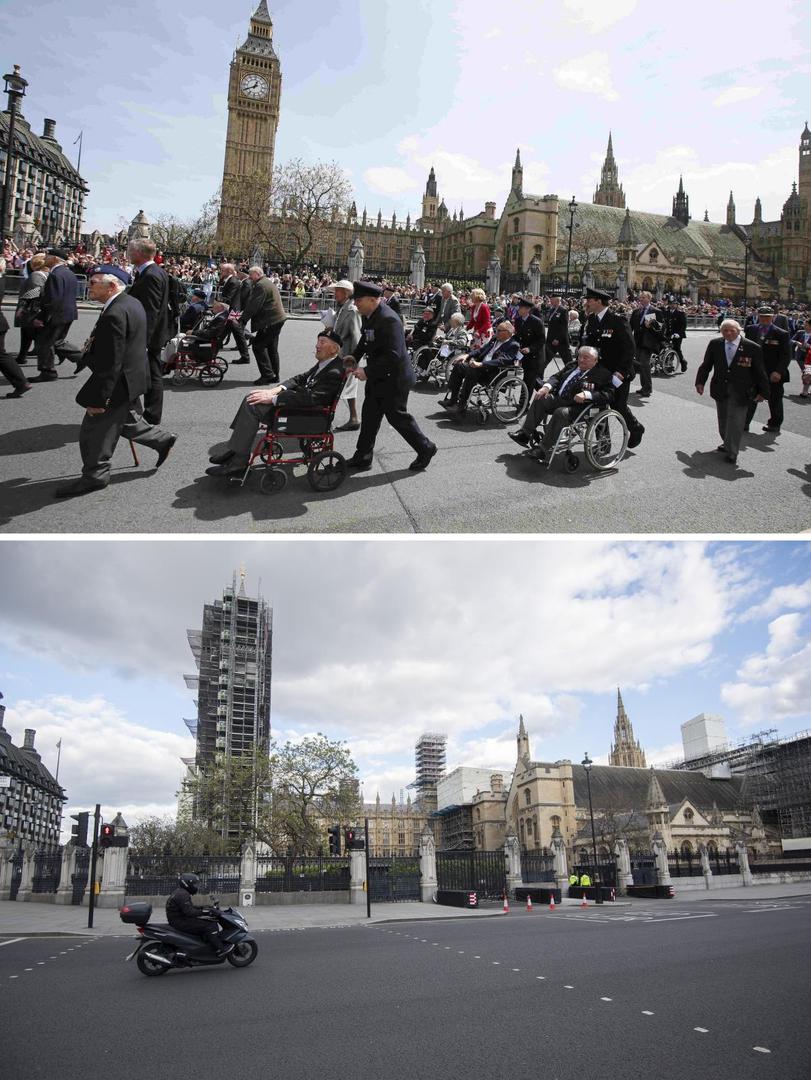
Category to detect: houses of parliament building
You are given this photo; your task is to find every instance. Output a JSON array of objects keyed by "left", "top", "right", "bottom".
[{"left": 219, "top": 5, "right": 810, "bottom": 300}]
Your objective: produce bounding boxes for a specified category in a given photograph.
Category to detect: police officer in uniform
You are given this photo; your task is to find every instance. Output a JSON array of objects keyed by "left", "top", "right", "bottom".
[
  {"left": 580, "top": 287, "right": 644, "bottom": 448},
  {"left": 345, "top": 281, "right": 437, "bottom": 471},
  {"left": 514, "top": 296, "right": 546, "bottom": 392},
  {"left": 663, "top": 298, "right": 688, "bottom": 372},
  {"left": 544, "top": 295, "right": 572, "bottom": 373}
]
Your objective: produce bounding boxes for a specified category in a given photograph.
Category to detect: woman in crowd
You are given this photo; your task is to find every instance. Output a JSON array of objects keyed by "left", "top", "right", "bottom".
[
  {"left": 466, "top": 287, "right": 492, "bottom": 349},
  {"left": 14, "top": 253, "right": 49, "bottom": 365}
]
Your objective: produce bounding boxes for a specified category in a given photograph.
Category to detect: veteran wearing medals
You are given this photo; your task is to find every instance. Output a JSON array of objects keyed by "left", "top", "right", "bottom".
[
  {"left": 54, "top": 266, "right": 178, "bottom": 498},
  {"left": 344, "top": 281, "right": 437, "bottom": 472},
  {"left": 695, "top": 318, "right": 769, "bottom": 465},
  {"left": 743, "top": 305, "right": 792, "bottom": 435},
  {"left": 580, "top": 287, "right": 644, "bottom": 449}
]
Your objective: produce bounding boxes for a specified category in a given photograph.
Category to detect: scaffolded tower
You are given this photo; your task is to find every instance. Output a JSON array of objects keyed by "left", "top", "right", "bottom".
[
  {"left": 413, "top": 733, "right": 447, "bottom": 813},
  {"left": 183, "top": 569, "right": 272, "bottom": 840}
]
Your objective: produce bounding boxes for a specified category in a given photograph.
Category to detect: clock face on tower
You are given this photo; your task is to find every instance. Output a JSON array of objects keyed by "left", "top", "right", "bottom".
[{"left": 240, "top": 73, "right": 269, "bottom": 100}]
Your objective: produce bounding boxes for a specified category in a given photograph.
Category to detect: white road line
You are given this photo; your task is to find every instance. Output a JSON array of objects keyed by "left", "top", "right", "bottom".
[
  {"left": 8, "top": 975, "right": 18, "bottom": 979},
  {"left": 23, "top": 967, "right": 32, "bottom": 971},
  {"left": 492, "top": 961, "right": 500, "bottom": 965},
  {"left": 474, "top": 955, "right": 481, "bottom": 959},
  {"left": 601, "top": 997, "right": 612, "bottom": 1002},
  {"left": 694, "top": 1027, "right": 709, "bottom": 1034},
  {"left": 642, "top": 915, "right": 718, "bottom": 923},
  {"left": 536, "top": 976, "right": 545, "bottom": 980},
  {"left": 753, "top": 1047, "right": 771, "bottom": 1054},
  {"left": 512, "top": 968, "right": 520, "bottom": 972},
  {"left": 563, "top": 985, "right": 574, "bottom": 990},
  {"left": 642, "top": 1011, "right": 654, "bottom": 1016},
  {"left": 37, "top": 962, "right": 45, "bottom": 966},
  {"left": 0, "top": 938, "right": 26, "bottom": 948}
]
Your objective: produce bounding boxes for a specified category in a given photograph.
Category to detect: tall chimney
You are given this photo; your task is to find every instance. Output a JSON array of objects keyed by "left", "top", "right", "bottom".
[
  {"left": 490, "top": 772, "right": 503, "bottom": 793},
  {"left": 23, "top": 728, "right": 36, "bottom": 750},
  {"left": 42, "top": 118, "right": 56, "bottom": 140}
]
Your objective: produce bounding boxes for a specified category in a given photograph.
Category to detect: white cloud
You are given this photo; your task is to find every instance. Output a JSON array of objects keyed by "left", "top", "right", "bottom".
[
  {"left": 563, "top": 0, "right": 639, "bottom": 33},
  {"left": 3, "top": 696, "right": 193, "bottom": 829},
  {"left": 721, "top": 614, "right": 811, "bottom": 727},
  {"left": 712, "top": 85, "right": 763, "bottom": 108},
  {"left": 553, "top": 52, "right": 619, "bottom": 100},
  {"left": 743, "top": 578, "right": 811, "bottom": 622},
  {"left": 362, "top": 166, "right": 419, "bottom": 198}
]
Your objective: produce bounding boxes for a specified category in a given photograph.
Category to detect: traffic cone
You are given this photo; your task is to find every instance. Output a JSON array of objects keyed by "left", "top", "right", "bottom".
[
  {"left": 581, "top": 891, "right": 588, "bottom": 908},
  {"left": 502, "top": 895, "right": 510, "bottom": 913},
  {"left": 526, "top": 895, "right": 533, "bottom": 912},
  {"left": 549, "top": 894, "right": 556, "bottom": 910}
]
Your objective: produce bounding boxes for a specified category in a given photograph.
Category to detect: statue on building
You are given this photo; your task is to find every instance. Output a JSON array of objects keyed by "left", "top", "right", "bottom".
[
  {"left": 486, "top": 250, "right": 501, "bottom": 296},
  {"left": 348, "top": 237, "right": 364, "bottom": 281},
  {"left": 410, "top": 244, "right": 426, "bottom": 289}
]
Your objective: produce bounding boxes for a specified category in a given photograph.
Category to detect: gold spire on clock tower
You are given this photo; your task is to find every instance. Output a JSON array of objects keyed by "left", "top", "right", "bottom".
[{"left": 216, "top": 2, "right": 282, "bottom": 249}]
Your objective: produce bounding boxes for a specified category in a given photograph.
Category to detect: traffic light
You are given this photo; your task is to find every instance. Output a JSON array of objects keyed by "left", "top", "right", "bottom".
[
  {"left": 327, "top": 825, "right": 341, "bottom": 855},
  {"left": 70, "top": 811, "right": 89, "bottom": 847},
  {"left": 344, "top": 827, "right": 364, "bottom": 851},
  {"left": 99, "top": 822, "right": 114, "bottom": 849}
]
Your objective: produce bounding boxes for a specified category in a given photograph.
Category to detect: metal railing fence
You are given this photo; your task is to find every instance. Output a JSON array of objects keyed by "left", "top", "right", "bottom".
[
  {"left": 125, "top": 854, "right": 241, "bottom": 896},
  {"left": 254, "top": 854, "right": 350, "bottom": 893},
  {"left": 31, "top": 849, "right": 62, "bottom": 894}
]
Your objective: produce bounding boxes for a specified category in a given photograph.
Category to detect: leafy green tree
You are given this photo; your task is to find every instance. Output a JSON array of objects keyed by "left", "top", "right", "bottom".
[{"left": 127, "top": 814, "right": 229, "bottom": 856}]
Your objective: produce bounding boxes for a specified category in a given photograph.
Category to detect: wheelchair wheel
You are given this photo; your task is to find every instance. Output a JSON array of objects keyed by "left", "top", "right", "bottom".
[
  {"left": 565, "top": 453, "right": 580, "bottom": 473},
  {"left": 491, "top": 373, "right": 529, "bottom": 424},
  {"left": 199, "top": 364, "right": 225, "bottom": 387},
  {"left": 307, "top": 450, "right": 347, "bottom": 492},
  {"left": 259, "top": 466, "right": 288, "bottom": 495},
  {"left": 172, "top": 363, "right": 195, "bottom": 385},
  {"left": 259, "top": 441, "right": 283, "bottom": 465},
  {"left": 584, "top": 409, "right": 628, "bottom": 470},
  {"left": 660, "top": 348, "right": 679, "bottom": 376}
]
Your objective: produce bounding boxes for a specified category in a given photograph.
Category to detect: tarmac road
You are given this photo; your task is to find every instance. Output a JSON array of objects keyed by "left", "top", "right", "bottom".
[{"left": 1, "top": 313, "right": 809, "bottom": 533}]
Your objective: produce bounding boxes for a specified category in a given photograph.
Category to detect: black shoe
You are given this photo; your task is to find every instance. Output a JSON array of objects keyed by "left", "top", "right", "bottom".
[
  {"left": 716, "top": 445, "right": 727, "bottom": 453},
  {"left": 680, "top": 361, "right": 688, "bottom": 372},
  {"left": 30, "top": 372, "right": 58, "bottom": 382},
  {"left": 627, "top": 425, "right": 645, "bottom": 449},
  {"left": 637, "top": 390, "right": 652, "bottom": 399},
  {"left": 155, "top": 434, "right": 178, "bottom": 469},
  {"left": 209, "top": 449, "right": 235, "bottom": 465},
  {"left": 409, "top": 443, "right": 437, "bottom": 471},
  {"left": 232, "top": 358, "right": 250, "bottom": 365},
  {"left": 335, "top": 421, "right": 360, "bottom": 432},
  {"left": 438, "top": 399, "right": 457, "bottom": 410},
  {"left": 253, "top": 377, "right": 272, "bottom": 385},
  {"left": 5, "top": 385, "right": 32, "bottom": 398},
  {"left": 15, "top": 356, "right": 29, "bottom": 365},
  {"left": 762, "top": 424, "right": 780, "bottom": 433},
  {"left": 346, "top": 455, "right": 373, "bottom": 470},
  {"left": 508, "top": 430, "right": 531, "bottom": 447},
  {"left": 726, "top": 455, "right": 738, "bottom": 465},
  {"left": 206, "top": 461, "right": 248, "bottom": 477},
  {"left": 54, "top": 477, "right": 108, "bottom": 499}
]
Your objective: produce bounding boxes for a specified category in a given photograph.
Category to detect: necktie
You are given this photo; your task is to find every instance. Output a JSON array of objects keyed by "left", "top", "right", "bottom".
[{"left": 560, "top": 369, "right": 584, "bottom": 398}]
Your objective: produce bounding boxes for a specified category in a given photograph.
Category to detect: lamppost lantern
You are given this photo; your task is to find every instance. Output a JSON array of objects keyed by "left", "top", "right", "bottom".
[
  {"left": 581, "top": 751, "right": 603, "bottom": 904},
  {"left": 581, "top": 752, "right": 592, "bottom": 770},
  {"left": 564, "top": 196, "right": 579, "bottom": 297},
  {"left": 3, "top": 65, "right": 29, "bottom": 100},
  {"left": 0, "top": 64, "right": 29, "bottom": 248}
]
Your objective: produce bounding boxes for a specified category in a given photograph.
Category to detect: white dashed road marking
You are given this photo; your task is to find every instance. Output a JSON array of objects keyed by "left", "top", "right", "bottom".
[
  {"left": 694, "top": 1027, "right": 709, "bottom": 1034},
  {"left": 642, "top": 1011, "right": 654, "bottom": 1016},
  {"left": 753, "top": 1047, "right": 771, "bottom": 1054},
  {"left": 0, "top": 938, "right": 26, "bottom": 948}
]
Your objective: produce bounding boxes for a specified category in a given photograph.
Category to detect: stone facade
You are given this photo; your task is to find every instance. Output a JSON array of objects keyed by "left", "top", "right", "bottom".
[
  {"left": 0, "top": 695, "right": 65, "bottom": 851},
  {"left": 363, "top": 793, "right": 429, "bottom": 857}
]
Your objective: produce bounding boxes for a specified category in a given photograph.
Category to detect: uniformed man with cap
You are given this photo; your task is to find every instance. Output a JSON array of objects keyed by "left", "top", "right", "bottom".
[
  {"left": 54, "top": 265, "right": 177, "bottom": 498},
  {"left": 514, "top": 296, "right": 546, "bottom": 392},
  {"left": 580, "top": 287, "right": 644, "bottom": 448},
  {"left": 744, "top": 305, "right": 792, "bottom": 433},
  {"left": 345, "top": 281, "right": 437, "bottom": 471}
]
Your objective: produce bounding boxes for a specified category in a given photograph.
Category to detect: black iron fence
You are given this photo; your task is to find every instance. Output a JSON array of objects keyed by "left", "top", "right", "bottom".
[
  {"left": 8, "top": 847, "right": 23, "bottom": 901},
  {"left": 630, "top": 853, "right": 657, "bottom": 885},
  {"left": 125, "top": 854, "right": 241, "bottom": 896},
  {"left": 668, "top": 850, "right": 704, "bottom": 877},
  {"left": 436, "top": 849, "right": 506, "bottom": 901},
  {"left": 749, "top": 854, "right": 811, "bottom": 874},
  {"left": 573, "top": 859, "right": 617, "bottom": 887},
  {"left": 521, "top": 851, "right": 556, "bottom": 883},
  {"left": 72, "top": 849, "right": 90, "bottom": 905},
  {"left": 31, "top": 849, "right": 62, "bottom": 894},
  {"left": 369, "top": 855, "right": 421, "bottom": 902},
  {"left": 254, "top": 855, "right": 349, "bottom": 893},
  {"left": 708, "top": 848, "right": 738, "bottom": 876}
]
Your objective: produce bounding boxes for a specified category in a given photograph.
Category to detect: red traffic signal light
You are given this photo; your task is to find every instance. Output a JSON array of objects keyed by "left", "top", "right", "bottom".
[{"left": 99, "top": 823, "right": 114, "bottom": 848}]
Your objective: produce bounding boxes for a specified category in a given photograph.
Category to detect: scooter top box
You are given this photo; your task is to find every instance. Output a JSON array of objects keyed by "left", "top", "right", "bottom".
[{"left": 119, "top": 902, "right": 152, "bottom": 925}]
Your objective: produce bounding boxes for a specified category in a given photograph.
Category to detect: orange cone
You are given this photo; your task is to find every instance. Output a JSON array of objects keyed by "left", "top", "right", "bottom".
[
  {"left": 502, "top": 895, "right": 510, "bottom": 913},
  {"left": 549, "top": 894, "right": 556, "bottom": 910},
  {"left": 526, "top": 895, "right": 533, "bottom": 912},
  {"left": 581, "top": 891, "right": 588, "bottom": 908}
]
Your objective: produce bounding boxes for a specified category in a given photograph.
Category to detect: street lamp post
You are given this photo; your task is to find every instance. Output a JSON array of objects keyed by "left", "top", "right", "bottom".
[
  {"left": 564, "top": 195, "right": 578, "bottom": 296},
  {"left": 581, "top": 753, "right": 603, "bottom": 904},
  {"left": 0, "top": 64, "right": 29, "bottom": 249},
  {"left": 742, "top": 236, "right": 751, "bottom": 317}
]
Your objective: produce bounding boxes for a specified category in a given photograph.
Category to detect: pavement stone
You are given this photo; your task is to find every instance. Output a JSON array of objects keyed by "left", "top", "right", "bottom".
[{"left": 1, "top": 319, "right": 809, "bottom": 533}]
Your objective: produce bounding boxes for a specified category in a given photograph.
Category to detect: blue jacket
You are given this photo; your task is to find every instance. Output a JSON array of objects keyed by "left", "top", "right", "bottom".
[
  {"left": 471, "top": 336, "right": 522, "bottom": 367},
  {"left": 41, "top": 262, "right": 78, "bottom": 325}
]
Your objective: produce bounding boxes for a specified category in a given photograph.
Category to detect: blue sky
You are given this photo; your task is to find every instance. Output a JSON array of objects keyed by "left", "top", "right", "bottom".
[
  {"left": 1, "top": 0, "right": 808, "bottom": 234},
  {"left": 1, "top": 540, "right": 809, "bottom": 831}
]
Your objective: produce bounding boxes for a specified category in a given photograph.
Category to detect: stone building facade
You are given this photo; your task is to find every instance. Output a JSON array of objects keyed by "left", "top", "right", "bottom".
[
  {"left": 363, "top": 793, "right": 429, "bottom": 857},
  {"left": 0, "top": 694, "right": 65, "bottom": 852}
]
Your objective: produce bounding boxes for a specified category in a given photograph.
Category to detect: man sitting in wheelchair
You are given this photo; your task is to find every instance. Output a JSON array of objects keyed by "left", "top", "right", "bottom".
[
  {"left": 439, "top": 320, "right": 521, "bottom": 419},
  {"left": 507, "top": 345, "right": 614, "bottom": 463},
  {"left": 407, "top": 307, "right": 441, "bottom": 351},
  {"left": 205, "top": 329, "right": 345, "bottom": 478}
]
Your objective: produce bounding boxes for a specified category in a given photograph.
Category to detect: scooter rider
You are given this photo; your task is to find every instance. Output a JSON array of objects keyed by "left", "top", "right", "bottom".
[{"left": 166, "top": 873, "right": 230, "bottom": 956}]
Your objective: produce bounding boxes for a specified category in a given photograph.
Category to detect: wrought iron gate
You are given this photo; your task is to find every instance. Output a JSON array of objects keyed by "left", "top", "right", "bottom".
[
  {"left": 8, "top": 847, "right": 23, "bottom": 901},
  {"left": 630, "top": 853, "right": 656, "bottom": 885},
  {"left": 436, "top": 850, "right": 506, "bottom": 901},
  {"left": 368, "top": 855, "right": 420, "bottom": 901},
  {"left": 72, "top": 849, "right": 90, "bottom": 905},
  {"left": 32, "top": 849, "right": 62, "bottom": 894},
  {"left": 573, "top": 858, "right": 617, "bottom": 887},
  {"left": 521, "top": 851, "right": 556, "bottom": 882}
]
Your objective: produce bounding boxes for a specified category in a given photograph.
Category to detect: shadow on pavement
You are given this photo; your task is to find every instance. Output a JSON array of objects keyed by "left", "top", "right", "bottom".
[
  {"left": 495, "top": 450, "right": 619, "bottom": 489},
  {"left": 172, "top": 466, "right": 416, "bottom": 524},
  {"left": 0, "top": 422, "right": 78, "bottom": 457},
  {"left": 787, "top": 464, "right": 811, "bottom": 499},
  {"left": 676, "top": 449, "right": 755, "bottom": 480},
  {"left": 0, "top": 470, "right": 144, "bottom": 526}
]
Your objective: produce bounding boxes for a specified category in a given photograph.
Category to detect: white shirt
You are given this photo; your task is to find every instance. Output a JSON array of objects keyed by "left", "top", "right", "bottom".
[
  {"left": 725, "top": 335, "right": 742, "bottom": 365},
  {"left": 101, "top": 290, "right": 125, "bottom": 315}
]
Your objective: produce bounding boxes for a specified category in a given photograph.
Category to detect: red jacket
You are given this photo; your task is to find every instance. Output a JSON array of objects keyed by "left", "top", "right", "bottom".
[{"left": 466, "top": 302, "right": 492, "bottom": 341}]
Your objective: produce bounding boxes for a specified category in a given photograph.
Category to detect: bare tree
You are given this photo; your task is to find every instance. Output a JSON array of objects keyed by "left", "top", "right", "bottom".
[
  {"left": 570, "top": 222, "right": 616, "bottom": 275},
  {"left": 128, "top": 814, "right": 229, "bottom": 856},
  {"left": 149, "top": 193, "right": 220, "bottom": 256},
  {"left": 219, "top": 158, "right": 352, "bottom": 267}
]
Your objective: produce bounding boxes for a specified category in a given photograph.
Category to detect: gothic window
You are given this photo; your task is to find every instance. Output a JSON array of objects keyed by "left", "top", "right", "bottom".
[
  {"left": 649, "top": 248, "right": 658, "bottom": 263},
  {"left": 550, "top": 815, "right": 561, "bottom": 829},
  {"left": 524, "top": 789, "right": 531, "bottom": 806},
  {"left": 527, "top": 819, "right": 534, "bottom": 835},
  {"left": 513, "top": 218, "right": 520, "bottom": 235},
  {"left": 683, "top": 808, "right": 694, "bottom": 822},
  {"left": 476, "top": 808, "right": 481, "bottom": 820},
  {"left": 681, "top": 841, "right": 693, "bottom": 855}
]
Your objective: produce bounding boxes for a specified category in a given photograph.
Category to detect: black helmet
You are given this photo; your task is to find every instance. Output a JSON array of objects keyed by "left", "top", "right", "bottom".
[{"left": 178, "top": 873, "right": 200, "bottom": 895}]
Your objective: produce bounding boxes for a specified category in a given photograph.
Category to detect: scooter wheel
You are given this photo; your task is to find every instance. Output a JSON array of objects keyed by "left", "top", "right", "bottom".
[
  {"left": 226, "top": 940, "right": 258, "bottom": 968},
  {"left": 136, "top": 943, "right": 173, "bottom": 976}
]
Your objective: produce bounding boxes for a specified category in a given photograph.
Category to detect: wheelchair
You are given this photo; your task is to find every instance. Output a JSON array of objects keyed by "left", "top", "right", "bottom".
[
  {"left": 228, "top": 386, "right": 348, "bottom": 496},
  {"left": 529, "top": 403, "right": 629, "bottom": 472},
  {"left": 164, "top": 311, "right": 241, "bottom": 388},
  {"left": 651, "top": 343, "right": 681, "bottom": 377},
  {"left": 462, "top": 361, "right": 530, "bottom": 425}
]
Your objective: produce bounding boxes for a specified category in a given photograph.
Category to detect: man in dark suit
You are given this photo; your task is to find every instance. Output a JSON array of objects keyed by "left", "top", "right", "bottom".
[
  {"left": 744, "top": 306, "right": 792, "bottom": 433},
  {"left": 507, "top": 346, "right": 614, "bottom": 462},
  {"left": 241, "top": 266, "right": 287, "bottom": 384},
  {"left": 345, "top": 281, "right": 437, "bottom": 471},
  {"left": 440, "top": 319, "right": 522, "bottom": 418},
  {"left": 663, "top": 299, "right": 688, "bottom": 372},
  {"left": 580, "top": 287, "right": 644, "bottom": 447},
  {"left": 630, "top": 290, "right": 664, "bottom": 398},
  {"left": 514, "top": 296, "right": 546, "bottom": 392},
  {"left": 31, "top": 248, "right": 78, "bottom": 381},
  {"left": 544, "top": 295, "right": 572, "bottom": 373},
  {"left": 54, "top": 266, "right": 177, "bottom": 498},
  {"left": 128, "top": 238, "right": 172, "bottom": 424},
  {"left": 206, "top": 329, "right": 346, "bottom": 478},
  {"left": 383, "top": 284, "right": 404, "bottom": 322},
  {"left": 695, "top": 318, "right": 769, "bottom": 464},
  {"left": 218, "top": 262, "right": 251, "bottom": 364}
]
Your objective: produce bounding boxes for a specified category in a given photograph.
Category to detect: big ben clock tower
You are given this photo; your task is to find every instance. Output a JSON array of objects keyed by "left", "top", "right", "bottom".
[{"left": 216, "top": 1, "right": 282, "bottom": 249}]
